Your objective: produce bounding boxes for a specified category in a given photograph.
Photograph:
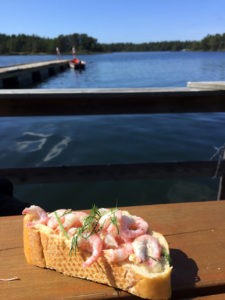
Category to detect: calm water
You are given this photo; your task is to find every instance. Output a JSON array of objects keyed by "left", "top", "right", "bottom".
[
  {"left": 2, "top": 51, "right": 225, "bottom": 88},
  {"left": 0, "top": 52, "right": 224, "bottom": 211}
]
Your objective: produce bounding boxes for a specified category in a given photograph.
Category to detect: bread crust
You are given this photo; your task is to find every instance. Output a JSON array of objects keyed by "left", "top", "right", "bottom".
[
  {"left": 23, "top": 214, "right": 46, "bottom": 267},
  {"left": 23, "top": 212, "right": 172, "bottom": 300}
]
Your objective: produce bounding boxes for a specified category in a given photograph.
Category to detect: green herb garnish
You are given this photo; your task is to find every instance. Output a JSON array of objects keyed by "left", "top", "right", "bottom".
[
  {"left": 110, "top": 208, "right": 119, "bottom": 234},
  {"left": 61, "top": 209, "right": 72, "bottom": 216},
  {"left": 54, "top": 211, "right": 69, "bottom": 239},
  {"left": 69, "top": 204, "right": 120, "bottom": 255},
  {"left": 70, "top": 204, "right": 102, "bottom": 255},
  {"left": 162, "top": 248, "right": 172, "bottom": 265},
  {"left": 147, "top": 255, "right": 160, "bottom": 262}
]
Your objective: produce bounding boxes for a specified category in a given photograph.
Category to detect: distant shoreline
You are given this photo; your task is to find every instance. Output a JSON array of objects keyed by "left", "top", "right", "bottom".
[
  {"left": 0, "top": 32, "right": 225, "bottom": 54},
  {"left": 1, "top": 49, "right": 225, "bottom": 57}
]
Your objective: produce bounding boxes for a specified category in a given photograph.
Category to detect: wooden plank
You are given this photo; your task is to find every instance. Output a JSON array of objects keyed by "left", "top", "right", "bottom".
[
  {"left": 188, "top": 81, "right": 225, "bottom": 90},
  {"left": 0, "top": 88, "right": 225, "bottom": 116},
  {"left": 0, "top": 160, "right": 223, "bottom": 184},
  {"left": 0, "top": 60, "right": 69, "bottom": 78},
  {"left": 0, "top": 201, "right": 225, "bottom": 299}
]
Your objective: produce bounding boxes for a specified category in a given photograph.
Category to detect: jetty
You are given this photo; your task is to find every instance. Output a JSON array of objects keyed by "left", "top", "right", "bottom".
[{"left": 0, "top": 60, "right": 69, "bottom": 88}]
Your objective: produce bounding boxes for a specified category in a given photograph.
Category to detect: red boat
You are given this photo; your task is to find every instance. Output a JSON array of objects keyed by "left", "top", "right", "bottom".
[{"left": 69, "top": 58, "right": 86, "bottom": 70}]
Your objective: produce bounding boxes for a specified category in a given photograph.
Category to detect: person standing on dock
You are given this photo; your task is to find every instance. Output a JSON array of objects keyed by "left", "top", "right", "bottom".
[
  {"left": 56, "top": 47, "right": 61, "bottom": 59},
  {"left": 72, "top": 46, "right": 76, "bottom": 58}
]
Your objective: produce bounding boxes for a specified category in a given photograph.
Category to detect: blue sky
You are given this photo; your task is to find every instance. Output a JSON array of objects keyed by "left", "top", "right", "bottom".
[{"left": 1, "top": 0, "right": 225, "bottom": 43}]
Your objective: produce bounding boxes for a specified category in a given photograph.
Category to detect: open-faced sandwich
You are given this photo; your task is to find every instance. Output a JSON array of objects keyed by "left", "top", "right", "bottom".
[{"left": 22, "top": 205, "right": 172, "bottom": 300}]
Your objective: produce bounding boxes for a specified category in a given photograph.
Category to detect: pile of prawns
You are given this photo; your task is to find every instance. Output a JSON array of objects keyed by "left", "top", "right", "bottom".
[{"left": 23, "top": 205, "right": 162, "bottom": 268}]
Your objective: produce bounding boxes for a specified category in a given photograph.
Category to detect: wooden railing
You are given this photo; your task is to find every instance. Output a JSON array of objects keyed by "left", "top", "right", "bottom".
[{"left": 0, "top": 87, "right": 225, "bottom": 199}]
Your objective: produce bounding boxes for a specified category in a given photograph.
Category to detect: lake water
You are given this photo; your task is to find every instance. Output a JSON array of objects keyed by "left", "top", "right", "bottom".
[{"left": 0, "top": 52, "right": 224, "bottom": 211}]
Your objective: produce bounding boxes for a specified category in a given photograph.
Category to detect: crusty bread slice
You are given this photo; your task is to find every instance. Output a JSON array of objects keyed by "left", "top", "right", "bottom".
[{"left": 23, "top": 210, "right": 172, "bottom": 300}]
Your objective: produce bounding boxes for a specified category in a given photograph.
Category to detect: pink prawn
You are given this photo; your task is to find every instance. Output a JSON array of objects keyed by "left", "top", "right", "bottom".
[
  {"left": 116, "top": 212, "right": 149, "bottom": 242},
  {"left": 63, "top": 211, "right": 88, "bottom": 230},
  {"left": 79, "top": 234, "right": 103, "bottom": 267},
  {"left": 104, "top": 243, "right": 133, "bottom": 263},
  {"left": 132, "top": 234, "right": 162, "bottom": 264},
  {"left": 47, "top": 209, "right": 67, "bottom": 229},
  {"left": 121, "top": 215, "right": 149, "bottom": 240},
  {"left": 22, "top": 205, "right": 48, "bottom": 226},
  {"left": 102, "top": 210, "right": 149, "bottom": 242},
  {"left": 48, "top": 210, "right": 88, "bottom": 231}
]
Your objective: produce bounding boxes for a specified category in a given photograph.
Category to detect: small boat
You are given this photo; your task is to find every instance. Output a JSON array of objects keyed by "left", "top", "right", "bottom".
[{"left": 69, "top": 58, "right": 86, "bottom": 70}]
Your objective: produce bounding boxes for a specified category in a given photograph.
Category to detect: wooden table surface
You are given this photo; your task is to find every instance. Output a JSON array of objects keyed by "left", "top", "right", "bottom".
[{"left": 1, "top": 201, "right": 225, "bottom": 300}]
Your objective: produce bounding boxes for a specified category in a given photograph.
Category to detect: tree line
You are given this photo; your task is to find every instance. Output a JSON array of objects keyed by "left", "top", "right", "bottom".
[{"left": 0, "top": 32, "right": 225, "bottom": 55}]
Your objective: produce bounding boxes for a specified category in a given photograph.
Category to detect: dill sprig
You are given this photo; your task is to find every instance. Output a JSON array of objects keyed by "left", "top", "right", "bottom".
[
  {"left": 69, "top": 204, "right": 120, "bottom": 256},
  {"left": 109, "top": 207, "right": 119, "bottom": 234},
  {"left": 83, "top": 204, "right": 102, "bottom": 237},
  {"left": 61, "top": 209, "right": 72, "bottom": 216},
  {"left": 70, "top": 204, "right": 102, "bottom": 255},
  {"left": 161, "top": 248, "right": 172, "bottom": 265},
  {"left": 54, "top": 211, "right": 69, "bottom": 239},
  {"left": 147, "top": 255, "right": 160, "bottom": 262}
]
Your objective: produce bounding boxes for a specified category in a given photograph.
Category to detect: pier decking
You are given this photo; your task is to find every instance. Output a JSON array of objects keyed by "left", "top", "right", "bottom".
[
  {"left": 0, "top": 60, "right": 69, "bottom": 88},
  {"left": 187, "top": 81, "right": 225, "bottom": 90}
]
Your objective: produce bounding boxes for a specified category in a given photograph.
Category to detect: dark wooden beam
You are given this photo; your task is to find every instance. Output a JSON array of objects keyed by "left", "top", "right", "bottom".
[
  {"left": 0, "top": 160, "right": 223, "bottom": 184},
  {"left": 0, "top": 88, "right": 225, "bottom": 116}
]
